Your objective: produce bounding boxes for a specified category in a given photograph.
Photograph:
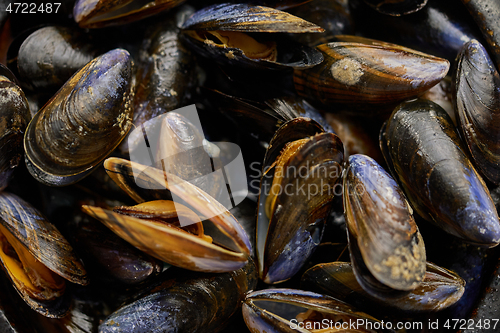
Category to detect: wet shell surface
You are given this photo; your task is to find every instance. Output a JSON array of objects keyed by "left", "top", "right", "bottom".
[{"left": 24, "top": 48, "right": 134, "bottom": 186}]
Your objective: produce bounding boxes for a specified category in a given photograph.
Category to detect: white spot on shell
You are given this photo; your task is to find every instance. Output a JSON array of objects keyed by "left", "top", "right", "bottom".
[{"left": 330, "top": 58, "right": 364, "bottom": 86}]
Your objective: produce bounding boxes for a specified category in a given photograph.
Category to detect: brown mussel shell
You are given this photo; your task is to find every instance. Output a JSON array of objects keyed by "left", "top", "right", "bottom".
[
  {"left": 73, "top": 0, "right": 186, "bottom": 28},
  {"left": 24, "top": 48, "right": 134, "bottom": 187},
  {"left": 301, "top": 261, "right": 465, "bottom": 313},
  {"left": 453, "top": 39, "right": 500, "bottom": 185},
  {"left": 0, "top": 73, "right": 30, "bottom": 191},
  {"left": 0, "top": 192, "right": 88, "bottom": 318},
  {"left": 82, "top": 157, "right": 251, "bottom": 273},
  {"left": 256, "top": 118, "right": 344, "bottom": 283},
  {"left": 344, "top": 154, "right": 426, "bottom": 291},
  {"left": 293, "top": 37, "right": 450, "bottom": 111},
  {"left": 380, "top": 98, "right": 500, "bottom": 247},
  {"left": 242, "top": 288, "right": 382, "bottom": 332}
]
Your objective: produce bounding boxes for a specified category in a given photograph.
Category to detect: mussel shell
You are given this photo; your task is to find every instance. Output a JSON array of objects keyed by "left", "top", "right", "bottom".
[
  {"left": 344, "top": 154, "right": 426, "bottom": 291},
  {"left": 0, "top": 76, "right": 30, "bottom": 191},
  {"left": 180, "top": 3, "right": 324, "bottom": 71},
  {"left": 0, "top": 192, "right": 88, "bottom": 285},
  {"left": 461, "top": 0, "right": 500, "bottom": 71},
  {"left": 256, "top": 118, "right": 344, "bottom": 283},
  {"left": 130, "top": 12, "right": 196, "bottom": 141},
  {"left": 246, "top": 0, "right": 313, "bottom": 10},
  {"left": 324, "top": 112, "right": 384, "bottom": 162},
  {"left": 181, "top": 32, "right": 323, "bottom": 71},
  {"left": 293, "top": 38, "right": 450, "bottom": 110},
  {"left": 99, "top": 259, "right": 257, "bottom": 332},
  {"left": 83, "top": 157, "right": 251, "bottom": 273},
  {"left": 181, "top": 3, "right": 324, "bottom": 33},
  {"left": 206, "top": 89, "right": 285, "bottom": 141},
  {"left": 82, "top": 203, "right": 248, "bottom": 273},
  {"left": 348, "top": 0, "right": 485, "bottom": 63},
  {"left": 210, "top": 90, "right": 333, "bottom": 141},
  {"left": 288, "top": 0, "right": 355, "bottom": 46},
  {"left": 363, "top": 0, "right": 428, "bottom": 16},
  {"left": 242, "top": 288, "right": 381, "bottom": 333},
  {"left": 264, "top": 96, "right": 334, "bottom": 133},
  {"left": 453, "top": 39, "right": 500, "bottom": 185},
  {"left": 0, "top": 63, "right": 20, "bottom": 86},
  {"left": 69, "top": 212, "right": 162, "bottom": 285},
  {"left": 24, "top": 48, "right": 134, "bottom": 186},
  {"left": 73, "top": 0, "right": 187, "bottom": 28},
  {"left": 380, "top": 99, "right": 500, "bottom": 246},
  {"left": 128, "top": 110, "right": 225, "bottom": 201},
  {"left": 17, "top": 26, "right": 101, "bottom": 92},
  {"left": 0, "top": 192, "right": 87, "bottom": 318},
  {"left": 301, "top": 261, "right": 465, "bottom": 313}
]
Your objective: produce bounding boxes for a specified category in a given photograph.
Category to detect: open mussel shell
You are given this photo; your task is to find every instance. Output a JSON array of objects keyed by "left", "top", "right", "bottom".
[
  {"left": 16, "top": 26, "right": 101, "bottom": 93},
  {"left": 82, "top": 157, "right": 251, "bottom": 273},
  {"left": 344, "top": 154, "right": 426, "bottom": 291},
  {"left": 293, "top": 36, "right": 450, "bottom": 111},
  {"left": 301, "top": 262, "right": 465, "bottom": 313},
  {"left": 69, "top": 212, "right": 162, "bottom": 285},
  {"left": 100, "top": 260, "right": 257, "bottom": 332},
  {"left": 256, "top": 118, "right": 344, "bottom": 284},
  {"left": 182, "top": 3, "right": 323, "bottom": 33},
  {"left": 363, "top": 0, "right": 428, "bottom": 16},
  {"left": 24, "top": 48, "right": 134, "bottom": 187},
  {"left": 0, "top": 192, "right": 88, "bottom": 318},
  {"left": 73, "top": 0, "right": 186, "bottom": 28},
  {"left": 242, "top": 288, "right": 383, "bottom": 333},
  {"left": 453, "top": 39, "right": 500, "bottom": 185},
  {"left": 0, "top": 73, "right": 30, "bottom": 191},
  {"left": 180, "top": 3, "right": 324, "bottom": 71},
  {"left": 380, "top": 98, "right": 500, "bottom": 247}
]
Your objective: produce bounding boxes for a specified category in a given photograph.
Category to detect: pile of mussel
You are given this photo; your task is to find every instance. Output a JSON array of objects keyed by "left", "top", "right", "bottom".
[{"left": 0, "top": 0, "right": 499, "bottom": 332}]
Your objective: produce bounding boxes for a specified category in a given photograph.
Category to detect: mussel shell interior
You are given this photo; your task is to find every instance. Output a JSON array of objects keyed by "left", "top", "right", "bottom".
[
  {"left": 102, "top": 158, "right": 251, "bottom": 258},
  {"left": 181, "top": 31, "right": 324, "bottom": 71}
]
